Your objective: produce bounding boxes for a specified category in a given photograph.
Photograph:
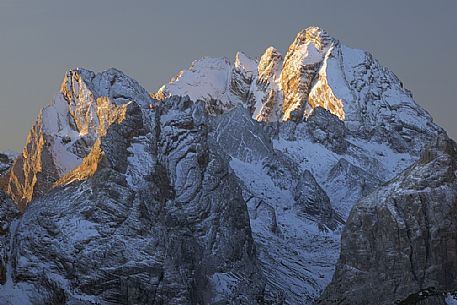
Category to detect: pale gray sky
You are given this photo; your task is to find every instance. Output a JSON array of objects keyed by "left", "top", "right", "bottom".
[{"left": 1, "top": 0, "right": 456, "bottom": 151}]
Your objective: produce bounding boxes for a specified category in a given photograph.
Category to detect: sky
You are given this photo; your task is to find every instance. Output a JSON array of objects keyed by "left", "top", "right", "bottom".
[{"left": 0, "top": 0, "right": 456, "bottom": 151}]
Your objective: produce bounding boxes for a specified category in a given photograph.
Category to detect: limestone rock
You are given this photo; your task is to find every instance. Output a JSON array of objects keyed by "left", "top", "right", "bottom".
[{"left": 319, "top": 136, "right": 457, "bottom": 305}]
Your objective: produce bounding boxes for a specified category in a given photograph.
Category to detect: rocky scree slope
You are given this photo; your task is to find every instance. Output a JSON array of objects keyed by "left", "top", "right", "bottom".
[{"left": 0, "top": 26, "right": 451, "bottom": 304}]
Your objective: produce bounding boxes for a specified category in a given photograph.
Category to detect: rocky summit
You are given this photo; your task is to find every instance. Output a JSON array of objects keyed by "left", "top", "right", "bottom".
[{"left": 0, "top": 26, "right": 455, "bottom": 305}]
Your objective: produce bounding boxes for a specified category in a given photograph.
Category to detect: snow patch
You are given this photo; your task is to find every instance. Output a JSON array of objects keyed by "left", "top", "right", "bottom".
[
  {"left": 158, "top": 57, "right": 234, "bottom": 104},
  {"left": 126, "top": 136, "right": 155, "bottom": 189},
  {"left": 234, "top": 51, "right": 257, "bottom": 79},
  {"left": 273, "top": 138, "right": 339, "bottom": 182},
  {"left": 209, "top": 273, "right": 238, "bottom": 302},
  {"left": 446, "top": 294, "right": 457, "bottom": 305},
  {"left": 42, "top": 94, "right": 83, "bottom": 176},
  {"left": 60, "top": 218, "right": 99, "bottom": 244},
  {"left": 346, "top": 137, "right": 414, "bottom": 179}
]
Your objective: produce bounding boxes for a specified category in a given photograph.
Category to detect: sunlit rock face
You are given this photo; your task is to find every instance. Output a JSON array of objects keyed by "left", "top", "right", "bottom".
[
  {"left": 280, "top": 27, "right": 336, "bottom": 121},
  {"left": 0, "top": 27, "right": 452, "bottom": 304},
  {"left": 254, "top": 47, "right": 284, "bottom": 122},
  {"left": 2, "top": 68, "right": 155, "bottom": 210}
]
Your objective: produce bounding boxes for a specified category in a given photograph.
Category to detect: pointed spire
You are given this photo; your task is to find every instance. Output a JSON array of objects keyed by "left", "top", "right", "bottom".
[{"left": 293, "top": 26, "right": 335, "bottom": 51}]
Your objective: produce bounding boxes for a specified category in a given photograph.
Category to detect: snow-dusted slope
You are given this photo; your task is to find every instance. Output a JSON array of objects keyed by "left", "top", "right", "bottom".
[{"left": 157, "top": 57, "right": 232, "bottom": 102}]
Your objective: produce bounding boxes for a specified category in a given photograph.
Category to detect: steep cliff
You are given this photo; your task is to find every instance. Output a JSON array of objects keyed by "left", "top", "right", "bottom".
[{"left": 319, "top": 136, "right": 457, "bottom": 305}]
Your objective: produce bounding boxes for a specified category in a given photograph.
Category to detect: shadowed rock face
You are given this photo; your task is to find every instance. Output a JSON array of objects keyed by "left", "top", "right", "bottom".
[
  {"left": 0, "top": 191, "right": 20, "bottom": 285},
  {"left": 8, "top": 96, "right": 269, "bottom": 305},
  {"left": 0, "top": 153, "right": 14, "bottom": 176},
  {"left": 318, "top": 136, "right": 457, "bottom": 305},
  {"left": 0, "top": 157, "right": 20, "bottom": 285}
]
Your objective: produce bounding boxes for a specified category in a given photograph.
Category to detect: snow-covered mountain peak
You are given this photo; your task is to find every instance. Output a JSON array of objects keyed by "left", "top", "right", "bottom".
[
  {"left": 0, "top": 152, "right": 15, "bottom": 176},
  {"left": 3, "top": 68, "right": 155, "bottom": 209},
  {"left": 153, "top": 27, "right": 341, "bottom": 122},
  {"left": 234, "top": 51, "right": 257, "bottom": 79},
  {"left": 62, "top": 67, "right": 153, "bottom": 107},
  {"left": 156, "top": 57, "right": 232, "bottom": 103},
  {"left": 157, "top": 27, "right": 441, "bottom": 150}
]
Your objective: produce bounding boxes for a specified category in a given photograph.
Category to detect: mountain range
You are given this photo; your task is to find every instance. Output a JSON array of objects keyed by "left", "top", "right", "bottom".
[{"left": 0, "top": 26, "right": 456, "bottom": 305}]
